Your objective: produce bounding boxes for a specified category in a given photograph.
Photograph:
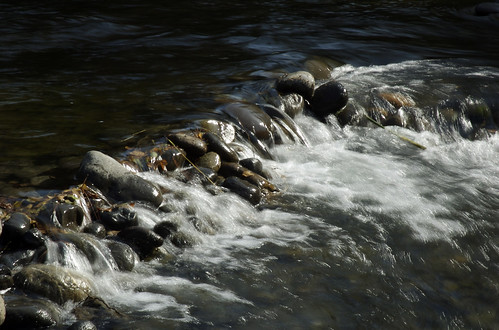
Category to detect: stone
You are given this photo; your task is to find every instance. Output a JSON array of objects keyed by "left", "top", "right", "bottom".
[
  {"left": 222, "top": 102, "right": 274, "bottom": 142},
  {"left": 310, "top": 80, "right": 349, "bottom": 120},
  {"left": 153, "top": 221, "right": 179, "bottom": 239},
  {"left": 1, "top": 295, "right": 62, "bottom": 328},
  {"left": 200, "top": 119, "right": 236, "bottom": 144},
  {"left": 22, "top": 228, "right": 46, "bottom": 249},
  {"left": 0, "top": 248, "right": 37, "bottom": 269},
  {"left": 219, "top": 162, "right": 278, "bottom": 192},
  {"left": 55, "top": 203, "right": 84, "bottom": 229},
  {"left": 169, "top": 232, "right": 194, "bottom": 248},
  {"left": 1, "top": 212, "right": 31, "bottom": 242},
  {"left": 13, "top": 264, "right": 94, "bottom": 304},
  {"left": 222, "top": 176, "right": 262, "bottom": 205},
  {"left": 68, "top": 320, "right": 98, "bottom": 330},
  {"left": 196, "top": 152, "right": 222, "bottom": 172},
  {"left": 105, "top": 239, "right": 138, "bottom": 272},
  {"left": 78, "top": 150, "right": 163, "bottom": 207},
  {"left": 159, "top": 147, "right": 185, "bottom": 171},
  {"left": 280, "top": 93, "right": 305, "bottom": 118},
  {"left": 182, "top": 167, "right": 218, "bottom": 185},
  {"left": 203, "top": 132, "right": 239, "bottom": 162},
  {"left": 167, "top": 133, "right": 207, "bottom": 159},
  {"left": 83, "top": 222, "right": 106, "bottom": 239},
  {"left": 117, "top": 226, "right": 164, "bottom": 259},
  {"left": 0, "top": 265, "right": 13, "bottom": 290},
  {"left": 275, "top": 71, "right": 315, "bottom": 100},
  {"left": 239, "top": 158, "right": 263, "bottom": 176},
  {"left": 98, "top": 205, "right": 138, "bottom": 231}
]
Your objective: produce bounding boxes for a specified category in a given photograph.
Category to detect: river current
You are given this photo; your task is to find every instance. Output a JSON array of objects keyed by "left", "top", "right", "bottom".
[{"left": 1, "top": 1, "right": 498, "bottom": 329}]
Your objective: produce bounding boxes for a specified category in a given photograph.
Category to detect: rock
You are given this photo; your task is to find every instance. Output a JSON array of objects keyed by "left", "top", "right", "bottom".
[
  {"left": 280, "top": 93, "right": 305, "bottom": 118},
  {"left": 219, "top": 162, "right": 278, "bottom": 192},
  {"left": 117, "top": 226, "right": 164, "bottom": 259},
  {"left": 34, "top": 201, "right": 62, "bottom": 229},
  {"left": 196, "top": 152, "right": 222, "bottom": 172},
  {"left": 68, "top": 320, "right": 98, "bottom": 330},
  {"left": 83, "top": 222, "right": 106, "bottom": 239},
  {"left": 260, "top": 104, "right": 309, "bottom": 145},
  {"left": 13, "top": 264, "right": 94, "bottom": 304},
  {"left": 169, "top": 232, "right": 195, "bottom": 248},
  {"left": 275, "top": 71, "right": 315, "bottom": 101},
  {"left": 105, "top": 239, "right": 138, "bottom": 272},
  {"left": 239, "top": 158, "right": 263, "bottom": 176},
  {"left": 200, "top": 119, "right": 236, "bottom": 144},
  {"left": 1, "top": 212, "right": 31, "bottom": 243},
  {"left": 474, "top": 2, "right": 499, "bottom": 16},
  {"left": 0, "top": 295, "right": 4, "bottom": 327},
  {"left": 167, "top": 133, "right": 207, "bottom": 159},
  {"left": 0, "top": 248, "right": 38, "bottom": 269},
  {"left": 0, "top": 265, "right": 13, "bottom": 290},
  {"left": 98, "top": 205, "right": 138, "bottom": 231},
  {"left": 310, "top": 80, "right": 349, "bottom": 120},
  {"left": 22, "top": 228, "right": 46, "bottom": 249},
  {"left": 2, "top": 295, "right": 62, "bottom": 328},
  {"left": 159, "top": 147, "right": 185, "bottom": 171},
  {"left": 222, "top": 176, "right": 262, "bottom": 205},
  {"left": 202, "top": 132, "right": 239, "bottom": 162},
  {"left": 304, "top": 56, "right": 341, "bottom": 80},
  {"left": 181, "top": 167, "right": 218, "bottom": 185},
  {"left": 55, "top": 203, "right": 84, "bottom": 229},
  {"left": 222, "top": 102, "right": 274, "bottom": 142},
  {"left": 153, "top": 221, "right": 178, "bottom": 239},
  {"left": 78, "top": 150, "right": 163, "bottom": 207}
]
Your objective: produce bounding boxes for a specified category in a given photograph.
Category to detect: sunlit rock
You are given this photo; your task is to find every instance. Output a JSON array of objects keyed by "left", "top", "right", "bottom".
[
  {"left": 275, "top": 71, "right": 315, "bottom": 101},
  {"left": 167, "top": 132, "right": 208, "bottom": 159},
  {"left": 196, "top": 152, "right": 222, "bottom": 172},
  {"left": 202, "top": 132, "right": 239, "bottom": 163}
]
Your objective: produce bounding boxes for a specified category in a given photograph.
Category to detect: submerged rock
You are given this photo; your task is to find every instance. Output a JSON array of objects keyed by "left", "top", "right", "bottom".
[
  {"left": 275, "top": 71, "right": 315, "bottom": 101},
  {"left": 98, "top": 205, "right": 138, "bottom": 231},
  {"left": 13, "top": 264, "right": 94, "bottom": 305},
  {"left": 78, "top": 150, "right": 163, "bottom": 207},
  {"left": 55, "top": 203, "right": 84, "bottom": 230},
  {"left": 310, "top": 80, "right": 349, "bottom": 120},
  {"left": 117, "top": 226, "right": 164, "bottom": 259}
]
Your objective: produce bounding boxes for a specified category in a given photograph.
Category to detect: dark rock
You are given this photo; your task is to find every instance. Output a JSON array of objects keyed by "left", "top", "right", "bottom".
[
  {"left": 475, "top": 2, "right": 499, "bottom": 16},
  {"left": 22, "top": 228, "right": 46, "bottom": 249},
  {"left": 200, "top": 119, "right": 236, "bottom": 144},
  {"left": 260, "top": 104, "right": 309, "bottom": 145},
  {"left": 2, "top": 213, "right": 31, "bottom": 242},
  {"left": 78, "top": 150, "right": 163, "bottom": 207},
  {"left": 55, "top": 203, "right": 84, "bottom": 229},
  {"left": 182, "top": 167, "right": 218, "bottom": 185},
  {"left": 203, "top": 132, "right": 239, "bottom": 162},
  {"left": 310, "top": 80, "right": 349, "bottom": 120},
  {"left": 35, "top": 201, "right": 62, "bottom": 229},
  {"left": 0, "top": 265, "right": 13, "bottom": 290},
  {"left": 2, "top": 295, "right": 62, "bottom": 329},
  {"left": 280, "top": 93, "right": 305, "bottom": 118},
  {"left": 160, "top": 147, "right": 185, "bottom": 171},
  {"left": 275, "top": 71, "right": 315, "bottom": 100},
  {"left": 13, "top": 264, "right": 94, "bottom": 305},
  {"left": 98, "top": 205, "right": 138, "bottom": 231},
  {"left": 222, "top": 102, "right": 274, "bottom": 143},
  {"left": 105, "top": 240, "right": 138, "bottom": 272},
  {"left": 68, "top": 320, "right": 97, "bottom": 330},
  {"left": 153, "top": 221, "right": 179, "bottom": 239},
  {"left": 117, "top": 226, "right": 164, "bottom": 259},
  {"left": 0, "top": 249, "right": 37, "bottom": 269},
  {"left": 170, "top": 232, "right": 194, "bottom": 248},
  {"left": 196, "top": 152, "right": 222, "bottom": 172},
  {"left": 83, "top": 222, "right": 106, "bottom": 239},
  {"left": 222, "top": 176, "right": 262, "bottom": 205},
  {"left": 219, "top": 162, "right": 278, "bottom": 192},
  {"left": 239, "top": 158, "right": 263, "bottom": 176},
  {"left": 167, "top": 133, "right": 207, "bottom": 159}
]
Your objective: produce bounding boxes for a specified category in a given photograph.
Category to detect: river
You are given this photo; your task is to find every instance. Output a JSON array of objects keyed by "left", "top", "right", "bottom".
[{"left": 0, "top": 1, "right": 498, "bottom": 329}]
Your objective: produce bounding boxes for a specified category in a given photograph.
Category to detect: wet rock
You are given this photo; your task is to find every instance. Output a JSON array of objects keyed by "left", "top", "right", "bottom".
[
  {"left": 13, "top": 264, "right": 94, "bottom": 304},
  {"left": 335, "top": 103, "right": 366, "bottom": 126},
  {"left": 222, "top": 176, "right": 262, "bottom": 205},
  {"left": 68, "top": 320, "right": 97, "bottom": 330},
  {"left": 196, "top": 152, "right": 222, "bottom": 172},
  {"left": 219, "top": 162, "right": 278, "bottom": 192},
  {"left": 73, "top": 296, "right": 123, "bottom": 325},
  {"left": 56, "top": 203, "right": 84, "bottom": 229},
  {"left": 105, "top": 239, "right": 138, "bottom": 272},
  {"left": 159, "top": 147, "right": 185, "bottom": 171},
  {"left": 275, "top": 71, "right": 315, "bottom": 101},
  {"left": 170, "top": 232, "right": 195, "bottom": 248},
  {"left": 117, "top": 226, "right": 164, "bottom": 259},
  {"left": 182, "top": 167, "right": 218, "bottom": 185},
  {"left": 200, "top": 119, "right": 236, "bottom": 144},
  {"left": 22, "top": 228, "right": 46, "bottom": 249},
  {"left": 280, "top": 93, "right": 305, "bottom": 118},
  {"left": 78, "top": 150, "right": 163, "bottom": 207},
  {"left": 1, "top": 212, "right": 31, "bottom": 243},
  {"left": 384, "top": 108, "right": 409, "bottom": 128},
  {"left": 222, "top": 102, "right": 274, "bottom": 143},
  {"left": 167, "top": 133, "right": 207, "bottom": 159},
  {"left": 2, "top": 295, "right": 62, "bottom": 329},
  {"left": 0, "top": 248, "right": 38, "bottom": 269},
  {"left": 260, "top": 104, "right": 309, "bottom": 145},
  {"left": 98, "top": 205, "right": 138, "bottom": 231},
  {"left": 310, "top": 80, "right": 349, "bottom": 120},
  {"left": 474, "top": 2, "right": 499, "bottom": 16},
  {"left": 83, "top": 222, "right": 106, "bottom": 239},
  {"left": 0, "top": 265, "right": 13, "bottom": 290},
  {"left": 203, "top": 132, "right": 239, "bottom": 162},
  {"left": 239, "top": 158, "right": 263, "bottom": 176},
  {"left": 304, "top": 56, "right": 341, "bottom": 80},
  {"left": 0, "top": 296, "right": 4, "bottom": 327},
  {"left": 35, "top": 201, "right": 62, "bottom": 229},
  {"left": 153, "top": 221, "right": 178, "bottom": 239}
]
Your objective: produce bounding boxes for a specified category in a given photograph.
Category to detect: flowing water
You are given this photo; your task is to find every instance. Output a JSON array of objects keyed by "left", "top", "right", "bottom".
[{"left": 1, "top": 1, "right": 499, "bottom": 329}]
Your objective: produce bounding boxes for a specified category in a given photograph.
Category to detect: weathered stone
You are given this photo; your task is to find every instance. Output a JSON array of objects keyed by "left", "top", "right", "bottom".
[
  {"left": 222, "top": 176, "right": 262, "bottom": 205},
  {"left": 105, "top": 239, "right": 138, "bottom": 272},
  {"left": 167, "top": 133, "right": 207, "bottom": 159},
  {"left": 68, "top": 320, "right": 98, "bottom": 330},
  {"left": 203, "top": 132, "right": 239, "bottom": 162},
  {"left": 153, "top": 221, "right": 179, "bottom": 239},
  {"left": 310, "top": 80, "right": 349, "bottom": 120},
  {"left": 2, "top": 295, "right": 62, "bottom": 328},
  {"left": 196, "top": 152, "right": 222, "bottom": 172},
  {"left": 98, "top": 205, "right": 138, "bottom": 231},
  {"left": 83, "top": 222, "right": 106, "bottom": 239},
  {"left": 275, "top": 71, "right": 315, "bottom": 101},
  {"left": 55, "top": 203, "right": 84, "bottom": 229},
  {"left": 78, "top": 150, "right": 163, "bottom": 207},
  {"left": 117, "top": 226, "right": 164, "bottom": 259},
  {"left": 280, "top": 93, "right": 305, "bottom": 118},
  {"left": 13, "top": 264, "right": 94, "bottom": 304}
]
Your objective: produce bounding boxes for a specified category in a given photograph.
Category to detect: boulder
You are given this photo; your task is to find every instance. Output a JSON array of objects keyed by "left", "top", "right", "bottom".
[
  {"left": 310, "top": 80, "right": 349, "bottom": 120},
  {"left": 78, "top": 151, "right": 163, "bottom": 207},
  {"left": 83, "top": 222, "right": 107, "bottom": 239},
  {"left": 13, "top": 264, "right": 94, "bottom": 305},
  {"left": 222, "top": 102, "right": 274, "bottom": 142},
  {"left": 117, "top": 226, "right": 164, "bottom": 259},
  {"left": 105, "top": 239, "right": 138, "bottom": 272},
  {"left": 98, "top": 205, "right": 138, "bottom": 231},
  {"left": 275, "top": 71, "right": 315, "bottom": 100},
  {"left": 1, "top": 213, "right": 31, "bottom": 243},
  {"left": 202, "top": 132, "right": 239, "bottom": 162},
  {"left": 55, "top": 203, "right": 84, "bottom": 229},
  {"left": 1, "top": 295, "right": 62, "bottom": 328},
  {"left": 222, "top": 176, "right": 262, "bottom": 205}
]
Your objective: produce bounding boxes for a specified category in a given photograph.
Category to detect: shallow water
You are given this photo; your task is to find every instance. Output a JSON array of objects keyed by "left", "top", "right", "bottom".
[{"left": 1, "top": 1, "right": 499, "bottom": 329}]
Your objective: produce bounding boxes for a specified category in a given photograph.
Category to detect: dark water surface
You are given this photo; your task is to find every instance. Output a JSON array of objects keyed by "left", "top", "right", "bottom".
[{"left": 1, "top": 1, "right": 499, "bottom": 329}]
